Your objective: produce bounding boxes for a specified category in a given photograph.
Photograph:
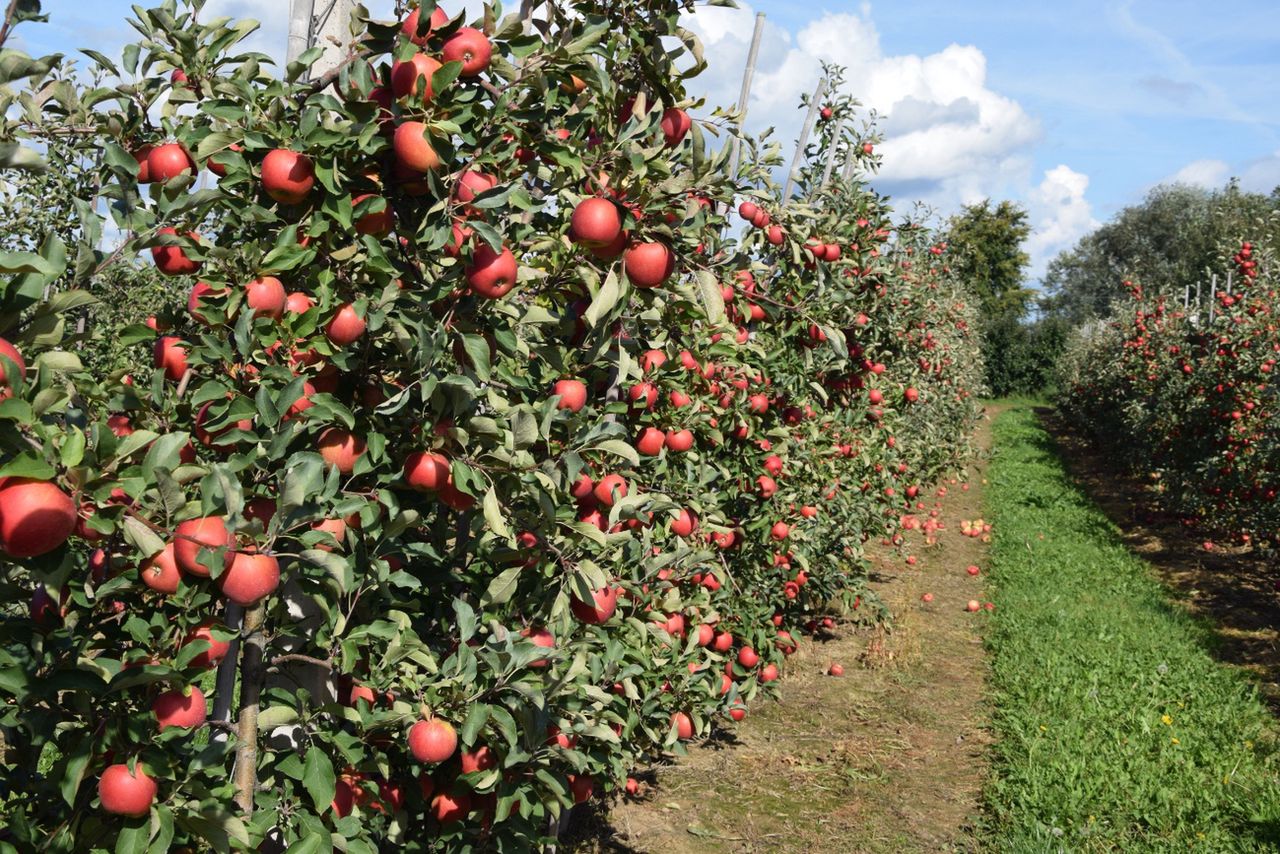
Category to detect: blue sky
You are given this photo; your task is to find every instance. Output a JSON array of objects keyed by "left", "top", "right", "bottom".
[{"left": 17, "top": 0, "right": 1280, "bottom": 278}]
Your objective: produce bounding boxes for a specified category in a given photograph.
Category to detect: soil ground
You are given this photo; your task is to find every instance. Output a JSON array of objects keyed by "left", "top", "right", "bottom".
[{"left": 565, "top": 407, "right": 1001, "bottom": 853}]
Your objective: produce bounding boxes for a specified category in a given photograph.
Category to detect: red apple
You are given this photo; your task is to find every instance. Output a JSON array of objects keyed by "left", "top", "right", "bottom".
[
  {"left": 173, "top": 516, "right": 232, "bottom": 578},
  {"left": 217, "top": 551, "right": 280, "bottom": 606},
  {"left": 245, "top": 276, "right": 286, "bottom": 319},
  {"left": 182, "top": 620, "right": 231, "bottom": 668},
  {"left": 393, "top": 121, "right": 442, "bottom": 172},
  {"left": 570, "top": 585, "right": 620, "bottom": 624},
  {"left": 325, "top": 303, "right": 366, "bottom": 346},
  {"left": 465, "top": 244, "right": 518, "bottom": 298},
  {"left": 659, "top": 107, "right": 692, "bottom": 146},
  {"left": 404, "top": 451, "right": 452, "bottom": 491},
  {"left": 153, "top": 684, "right": 207, "bottom": 730},
  {"left": 624, "top": 241, "right": 674, "bottom": 288},
  {"left": 593, "top": 474, "right": 627, "bottom": 507},
  {"left": 0, "top": 337, "right": 25, "bottom": 397},
  {"left": 140, "top": 543, "right": 181, "bottom": 595},
  {"left": 671, "top": 711, "right": 693, "bottom": 739},
  {"left": 442, "top": 27, "right": 492, "bottom": 76},
  {"left": 318, "top": 427, "right": 366, "bottom": 474},
  {"left": 408, "top": 718, "right": 458, "bottom": 763},
  {"left": 151, "top": 227, "right": 202, "bottom": 276},
  {"left": 261, "top": 149, "right": 315, "bottom": 205},
  {"left": 146, "top": 143, "right": 195, "bottom": 183},
  {"left": 98, "top": 763, "right": 157, "bottom": 817},
  {"left": 553, "top": 379, "right": 587, "bottom": 412},
  {"left": 571, "top": 197, "right": 622, "bottom": 247},
  {"left": 0, "top": 477, "right": 77, "bottom": 558}
]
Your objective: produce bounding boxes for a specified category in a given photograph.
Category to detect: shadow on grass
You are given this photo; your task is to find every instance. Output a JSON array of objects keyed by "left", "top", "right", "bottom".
[
  {"left": 558, "top": 798, "right": 647, "bottom": 853},
  {"left": 1033, "top": 404, "right": 1280, "bottom": 712}
]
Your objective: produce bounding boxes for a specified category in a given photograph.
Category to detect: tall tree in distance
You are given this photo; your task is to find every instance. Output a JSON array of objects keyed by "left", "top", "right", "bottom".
[
  {"left": 945, "top": 199, "right": 1038, "bottom": 395},
  {"left": 1041, "top": 179, "right": 1280, "bottom": 324}
]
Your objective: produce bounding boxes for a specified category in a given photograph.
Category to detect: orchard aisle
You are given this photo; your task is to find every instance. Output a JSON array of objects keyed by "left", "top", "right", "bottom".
[
  {"left": 982, "top": 406, "right": 1280, "bottom": 852},
  {"left": 569, "top": 409, "right": 1002, "bottom": 853}
]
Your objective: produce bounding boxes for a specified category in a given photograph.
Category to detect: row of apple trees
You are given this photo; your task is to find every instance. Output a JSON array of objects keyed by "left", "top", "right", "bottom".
[
  {"left": 0, "top": 0, "right": 984, "bottom": 850},
  {"left": 1058, "top": 236, "right": 1278, "bottom": 547}
]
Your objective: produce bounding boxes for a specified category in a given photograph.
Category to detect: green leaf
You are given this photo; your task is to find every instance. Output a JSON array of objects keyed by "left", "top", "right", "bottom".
[
  {"left": 58, "top": 736, "right": 93, "bottom": 808},
  {"left": 592, "top": 439, "right": 640, "bottom": 467},
  {"left": 482, "top": 566, "right": 521, "bottom": 606},
  {"left": 34, "top": 351, "right": 82, "bottom": 373},
  {"left": 0, "top": 141, "right": 45, "bottom": 171},
  {"left": 482, "top": 487, "right": 512, "bottom": 539},
  {"left": 142, "top": 432, "right": 192, "bottom": 479},
  {"left": 0, "top": 250, "right": 55, "bottom": 275},
  {"left": 258, "top": 705, "right": 300, "bottom": 730},
  {"left": 114, "top": 820, "right": 149, "bottom": 854},
  {"left": 283, "top": 837, "right": 328, "bottom": 854},
  {"left": 113, "top": 429, "right": 161, "bottom": 460},
  {"left": 59, "top": 428, "right": 86, "bottom": 468},
  {"left": 122, "top": 516, "right": 166, "bottom": 559},
  {"left": 694, "top": 270, "right": 726, "bottom": 325},
  {"left": 584, "top": 270, "right": 622, "bottom": 327},
  {"left": 0, "top": 453, "right": 55, "bottom": 480},
  {"left": 302, "top": 747, "right": 336, "bottom": 813},
  {"left": 460, "top": 702, "right": 491, "bottom": 746}
]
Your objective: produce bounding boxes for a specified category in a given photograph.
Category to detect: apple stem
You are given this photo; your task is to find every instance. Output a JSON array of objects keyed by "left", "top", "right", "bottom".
[{"left": 233, "top": 602, "right": 267, "bottom": 813}]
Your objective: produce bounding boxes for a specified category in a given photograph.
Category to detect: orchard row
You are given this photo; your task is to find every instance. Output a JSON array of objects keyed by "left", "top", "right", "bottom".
[
  {"left": 0, "top": 1, "right": 983, "bottom": 850},
  {"left": 1059, "top": 241, "right": 1278, "bottom": 547}
]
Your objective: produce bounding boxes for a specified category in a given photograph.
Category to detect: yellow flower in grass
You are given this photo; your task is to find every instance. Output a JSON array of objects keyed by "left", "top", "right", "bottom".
[
  {"left": 1171, "top": 737, "right": 1180, "bottom": 745},
  {"left": 1161, "top": 714, "right": 1173, "bottom": 726}
]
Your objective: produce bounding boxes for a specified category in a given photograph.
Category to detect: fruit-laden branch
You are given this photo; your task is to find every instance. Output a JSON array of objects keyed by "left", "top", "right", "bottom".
[
  {"left": 233, "top": 602, "right": 267, "bottom": 813},
  {"left": 0, "top": 0, "right": 23, "bottom": 50}
]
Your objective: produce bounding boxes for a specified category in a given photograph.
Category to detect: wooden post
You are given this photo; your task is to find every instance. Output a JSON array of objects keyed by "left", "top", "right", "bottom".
[
  {"left": 1209, "top": 273, "right": 1217, "bottom": 323},
  {"left": 726, "top": 12, "right": 766, "bottom": 184},
  {"left": 840, "top": 148, "right": 856, "bottom": 183},
  {"left": 1182, "top": 284, "right": 1189, "bottom": 309},
  {"left": 818, "top": 125, "right": 843, "bottom": 191},
  {"left": 1226, "top": 269, "right": 1233, "bottom": 295},
  {"left": 781, "top": 76, "right": 827, "bottom": 204}
]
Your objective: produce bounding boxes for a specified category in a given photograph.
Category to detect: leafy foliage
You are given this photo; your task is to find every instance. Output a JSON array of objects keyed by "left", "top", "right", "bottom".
[
  {"left": 943, "top": 199, "right": 1045, "bottom": 395},
  {"left": 0, "top": 1, "right": 984, "bottom": 850},
  {"left": 1058, "top": 235, "right": 1279, "bottom": 544},
  {"left": 1042, "top": 180, "right": 1280, "bottom": 325}
]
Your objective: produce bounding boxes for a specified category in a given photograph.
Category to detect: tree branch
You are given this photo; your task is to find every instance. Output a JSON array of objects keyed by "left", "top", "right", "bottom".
[
  {"left": 0, "top": 0, "right": 23, "bottom": 51},
  {"left": 233, "top": 602, "right": 267, "bottom": 814},
  {"left": 269, "top": 653, "right": 332, "bottom": 669}
]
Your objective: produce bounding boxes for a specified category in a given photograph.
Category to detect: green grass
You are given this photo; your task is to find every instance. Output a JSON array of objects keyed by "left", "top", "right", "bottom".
[{"left": 981, "top": 406, "right": 1280, "bottom": 853}]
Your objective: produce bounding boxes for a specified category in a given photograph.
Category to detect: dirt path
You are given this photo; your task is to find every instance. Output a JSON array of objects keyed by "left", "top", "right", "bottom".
[{"left": 566, "top": 408, "right": 1001, "bottom": 853}]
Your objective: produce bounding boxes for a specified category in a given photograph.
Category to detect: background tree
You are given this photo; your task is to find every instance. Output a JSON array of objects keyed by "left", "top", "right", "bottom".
[
  {"left": 1041, "top": 180, "right": 1280, "bottom": 324},
  {"left": 944, "top": 199, "right": 1045, "bottom": 395}
]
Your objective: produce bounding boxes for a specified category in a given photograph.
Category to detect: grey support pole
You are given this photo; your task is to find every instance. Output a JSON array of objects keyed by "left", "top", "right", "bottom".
[
  {"left": 289, "top": 0, "right": 354, "bottom": 76},
  {"left": 287, "top": 0, "right": 315, "bottom": 67},
  {"left": 781, "top": 75, "right": 827, "bottom": 204},
  {"left": 726, "top": 12, "right": 766, "bottom": 183},
  {"left": 818, "top": 124, "right": 843, "bottom": 190}
]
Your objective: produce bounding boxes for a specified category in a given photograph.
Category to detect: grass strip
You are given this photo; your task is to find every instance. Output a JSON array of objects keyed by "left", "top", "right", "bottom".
[{"left": 982, "top": 406, "right": 1280, "bottom": 852}]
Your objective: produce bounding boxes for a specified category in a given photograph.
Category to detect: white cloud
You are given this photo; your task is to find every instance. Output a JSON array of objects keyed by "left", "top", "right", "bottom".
[
  {"left": 1237, "top": 151, "right": 1280, "bottom": 193},
  {"left": 680, "top": 2, "right": 1041, "bottom": 213},
  {"left": 1168, "top": 158, "right": 1230, "bottom": 189},
  {"left": 1026, "top": 165, "right": 1099, "bottom": 278},
  {"left": 1159, "top": 152, "right": 1280, "bottom": 194}
]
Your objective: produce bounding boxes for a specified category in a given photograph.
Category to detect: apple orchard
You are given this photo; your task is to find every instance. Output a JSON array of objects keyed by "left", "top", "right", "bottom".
[{"left": 0, "top": 0, "right": 984, "bottom": 850}]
